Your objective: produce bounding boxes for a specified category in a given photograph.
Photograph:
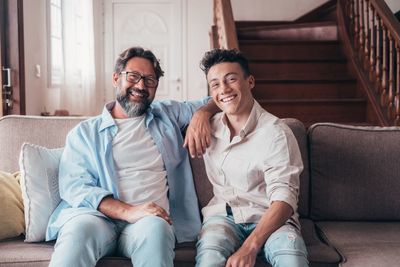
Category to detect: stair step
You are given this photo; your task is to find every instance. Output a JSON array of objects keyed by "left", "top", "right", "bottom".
[
  {"left": 253, "top": 80, "right": 358, "bottom": 100},
  {"left": 236, "top": 21, "right": 294, "bottom": 29},
  {"left": 250, "top": 61, "right": 350, "bottom": 80},
  {"left": 237, "top": 21, "right": 338, "bottom": 41},
  {"left": 259, "top": 99, "right": 367, "bottom": 124},
  {"left": 239, "top": 40, "right": 345, "bottom": 61}
]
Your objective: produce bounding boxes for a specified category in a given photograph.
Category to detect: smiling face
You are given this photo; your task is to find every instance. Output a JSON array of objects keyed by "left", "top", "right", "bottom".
[
  {"left": 112, "top": 57, "right": 158, "bottom": 118},
  {"left": 207, "top": 62, "right": 255, "bottom": 121}
]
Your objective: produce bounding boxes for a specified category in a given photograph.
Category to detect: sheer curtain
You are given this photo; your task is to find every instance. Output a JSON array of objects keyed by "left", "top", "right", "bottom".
[{"left": 60, "top": 0, "right": 98, "bottom": 116}]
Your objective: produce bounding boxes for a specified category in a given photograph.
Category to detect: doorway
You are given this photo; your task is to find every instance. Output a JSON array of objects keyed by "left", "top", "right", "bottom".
[
  {"left": 103, "top": 0, "right": 186, "bottom": 102},
  {"left": 0, "top": 0, "right": 25, "bottom": 115}
]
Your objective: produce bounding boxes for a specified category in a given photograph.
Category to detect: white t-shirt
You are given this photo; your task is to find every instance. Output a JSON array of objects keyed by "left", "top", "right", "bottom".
[{"left": 112, "top": 116, "right": 169, "bottom": 213}]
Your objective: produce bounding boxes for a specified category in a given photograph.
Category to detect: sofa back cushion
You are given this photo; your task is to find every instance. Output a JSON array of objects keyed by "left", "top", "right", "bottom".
[
  {"left": 191, "top": 118, "right": 310, "bottom": 218},
  {"left": 0, "top": 115, "right": 84, "bottom": 173},
  {"left": 309, "top": 123, "right": 400, "bottom": 221}
]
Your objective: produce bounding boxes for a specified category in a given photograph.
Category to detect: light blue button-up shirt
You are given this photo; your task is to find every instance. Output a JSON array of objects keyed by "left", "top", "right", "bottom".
[{"left": 46, "top": 98, "right": 210, "bottom": 243}]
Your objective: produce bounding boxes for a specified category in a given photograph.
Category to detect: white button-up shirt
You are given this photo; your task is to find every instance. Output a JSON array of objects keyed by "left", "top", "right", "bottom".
[{"left": 202, "top": 101, "right": 303, "bottom": 228}]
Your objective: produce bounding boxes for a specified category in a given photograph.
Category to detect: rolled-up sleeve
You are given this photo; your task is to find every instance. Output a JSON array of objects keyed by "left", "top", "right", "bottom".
[
  {"left": 264, "top": 127, "right": 303, "bottom": 213},
  {"left": 58, "top": 127, "right": 112, "bottom": 210},
  {"left": 159, "top": 97, "right": 211, "bottom": 130}
]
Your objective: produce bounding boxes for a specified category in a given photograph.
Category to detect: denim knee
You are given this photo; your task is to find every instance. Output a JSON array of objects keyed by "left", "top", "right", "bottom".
[
  {"left": 263, "top": 225, "right": 309, "bottom": 267},
  {"left": 50, "top": 214, "right": 117, "bottom": 267},
  {"left": 195, "top": 216, "right": 241, "bottom": 267},
  {"left": 118, "top": 216, "right": 175, "bottom": 267},
  {"left": 134, "top": 216, "right": 174, "bottom": 244}
]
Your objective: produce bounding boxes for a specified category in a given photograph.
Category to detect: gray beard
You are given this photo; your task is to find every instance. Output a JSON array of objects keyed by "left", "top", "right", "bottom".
[{"left": 116, "top": 89, "right": 151, "bottom": 117}]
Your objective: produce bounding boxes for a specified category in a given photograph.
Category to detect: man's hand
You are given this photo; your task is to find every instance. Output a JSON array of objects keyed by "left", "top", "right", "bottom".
[
  {"left": 98, "top": 197, "right": 172, "bottom": 224},
  {"left": 183, "top": 109, "right": 212, "bottom": 158},
  {"left": 123, "top": 202, "right": 172, "bottom": 225},
  {"left": 225, "top": 246, "right": 257, "bottom": 267}
]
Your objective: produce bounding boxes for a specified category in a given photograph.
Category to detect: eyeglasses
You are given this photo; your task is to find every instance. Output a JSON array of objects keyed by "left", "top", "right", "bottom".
[{"left": 120, "top": 71, "right": 158, "bottom": 87}]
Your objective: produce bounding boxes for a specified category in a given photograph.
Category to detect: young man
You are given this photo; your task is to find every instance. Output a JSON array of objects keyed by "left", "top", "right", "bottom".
[
  {"left": 46, "top": 47, "right": 217, "bottom": 267},
  {"left": 196, "top": 49, "right": 309, "bottom": 267}
]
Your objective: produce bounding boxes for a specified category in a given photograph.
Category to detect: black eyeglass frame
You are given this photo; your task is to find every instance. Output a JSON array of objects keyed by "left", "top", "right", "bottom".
[{"left": 119, "top": 71, "right": 159, "bottom": 87}]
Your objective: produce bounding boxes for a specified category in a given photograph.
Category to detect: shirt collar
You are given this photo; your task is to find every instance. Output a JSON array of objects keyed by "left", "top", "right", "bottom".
[
  {"left": 98, "top": 101, "right": 155, "bottom": 132},
  {"left": 219, "top": 100, "right": 263, "bottom": 140},
  {"left": 99, "top": 101, "right": 117, "bottom": 132},
  {"left": 241, "top": 100, "right": 264, "bottom": 138}
]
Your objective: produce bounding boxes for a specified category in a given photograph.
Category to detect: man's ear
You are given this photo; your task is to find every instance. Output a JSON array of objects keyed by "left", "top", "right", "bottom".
[
  {"left": 112, "top": 72, "right": 119, "bottom": 87},
  {"left": 248, "top": 75, "right": 255, "bottom": 90}
]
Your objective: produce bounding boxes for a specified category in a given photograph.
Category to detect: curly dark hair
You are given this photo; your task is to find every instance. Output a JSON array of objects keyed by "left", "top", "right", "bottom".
[
  {"left": 200, "top": 48, "right": 250, "bottom": 77},
  {"left": 114, "top": 47, "right": 164, "bottom": 80}
]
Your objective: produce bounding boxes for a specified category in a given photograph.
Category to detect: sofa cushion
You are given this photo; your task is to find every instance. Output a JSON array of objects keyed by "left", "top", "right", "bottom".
[
  {"left": 0, "top": 115, "right": 84, "bottom": 173},
  {"left": 0, "top": 219, "right": 339, "bottom": 267},
  {"left": 309, "top": 123, "right": 400, "bottom": 220},
  {"left": 282, "top": 118, "right": 310, "bottom": 218},
  {"left": 19, "top": 143, "right": 63, "bottom": 242},
  {"left": 0, "top": 171, "right": 25, "bottom": 241},
  {"left": 300, "top": 219, "right": 341, "bottom": 265},
  {"left": 317, "top": 221, "right": 400, "bottom": 267}
]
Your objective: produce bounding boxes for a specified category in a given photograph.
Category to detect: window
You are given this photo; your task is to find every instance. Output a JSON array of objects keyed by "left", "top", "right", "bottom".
[{"left": 48, "top": 0, "right": 63, "bottom": 87}]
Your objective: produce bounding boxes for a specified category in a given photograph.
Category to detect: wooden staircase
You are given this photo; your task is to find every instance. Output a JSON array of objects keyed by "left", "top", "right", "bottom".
[{"left": 237, "top": 19, "right": 370, "bottom": 126}]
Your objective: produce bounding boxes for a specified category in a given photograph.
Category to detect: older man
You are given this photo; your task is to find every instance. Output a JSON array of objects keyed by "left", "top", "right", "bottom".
[{"left": 46, "top": 47, "right": 217, "bottom": 267}]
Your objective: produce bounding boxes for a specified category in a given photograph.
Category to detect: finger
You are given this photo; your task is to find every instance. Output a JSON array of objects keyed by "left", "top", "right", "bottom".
[
  {"left": 183, "top": 135, "right": 188, "bottom": 148},
  {"left": 155, "top": 209, "right": 172, "bottom": 225},
  {"left": 200, "top": 136, "right": 208, "bottom": 154},
  {"left": 187, "top": 137, "right": 196, "bottom": 158},
  {"left": 205, "top": 130, "right": 211, "bottom": 148}
]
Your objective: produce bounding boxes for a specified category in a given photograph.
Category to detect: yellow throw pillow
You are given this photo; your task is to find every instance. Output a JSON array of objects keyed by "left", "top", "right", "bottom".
[{"left": 0, "top": 171, "right": 25, "bottom": 240}]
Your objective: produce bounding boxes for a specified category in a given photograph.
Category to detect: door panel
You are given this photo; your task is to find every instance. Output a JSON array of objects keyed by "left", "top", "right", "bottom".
[
  {"left": 0, "top": 0, "right": 25, "bottom": 115},
  {"left": 104, "top": 0, "right": 184, "bottom": 102}
]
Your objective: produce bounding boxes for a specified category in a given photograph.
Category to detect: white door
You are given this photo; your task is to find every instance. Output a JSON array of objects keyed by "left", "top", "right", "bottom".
[{"left": 104, "top": 0, "right": 185, "bottom": 102}]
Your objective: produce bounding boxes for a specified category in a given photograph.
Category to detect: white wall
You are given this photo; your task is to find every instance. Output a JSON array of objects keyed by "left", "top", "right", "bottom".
[
  {"left": 23, "top": 0, "right": 49, "bottom": 115},
  {"left": 186, "top": 0, "right": 213, "bottom": 100},
  {"left": 27, "top": 0, "right": 391, "bottom": 113},
  {"left": 385, "top": 0, "right": 400, "bottom": 12},
  {"left": 232, "top": 0, "right": 329, "bottom": 21}
]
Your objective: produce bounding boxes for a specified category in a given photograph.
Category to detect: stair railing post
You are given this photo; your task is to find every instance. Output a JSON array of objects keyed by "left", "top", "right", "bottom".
[
  {"left": 364, "top": 0, "right": 370, "bottom": 70},
  {"left": 395, "top": 44, "right": 400, "bottom": 125},
  {"left": 354, "top": 0, "right": 360, "bottom": 51},
  {"left": 369, "top": 6, "right": 376, "bottom": 81},
  {"left": 380, "top": 23, "right": 388, "bottom": 107},
  {"left": 387, "top": 32, "right": 395, "bottom": 119},
  {"left": 375, "top": 16, "right": 382, "bottom": 94},
  {"left": 359, "top": 0, "right": 365, "bottom": 60}
]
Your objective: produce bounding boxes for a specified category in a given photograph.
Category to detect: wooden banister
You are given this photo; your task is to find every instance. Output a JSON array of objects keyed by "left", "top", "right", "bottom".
[
  {"left": 338, "top": 0, "right": 400, "bottom": 125},
  {"left": 211, "top": 0, "right": 239, "bottom": 49}
]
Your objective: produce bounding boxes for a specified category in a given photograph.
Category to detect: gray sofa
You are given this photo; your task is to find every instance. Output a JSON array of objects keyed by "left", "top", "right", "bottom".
[{"left": 0, "top": 115, "right": 399, "bottom": 267}]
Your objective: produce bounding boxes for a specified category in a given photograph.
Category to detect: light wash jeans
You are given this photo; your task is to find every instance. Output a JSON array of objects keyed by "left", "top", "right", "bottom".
[
  {"left": 49, "top": 214, "right": 175, "bottom": 267},
  {"left": 196, "top": 215, "right": 309, "bottom": 267}
]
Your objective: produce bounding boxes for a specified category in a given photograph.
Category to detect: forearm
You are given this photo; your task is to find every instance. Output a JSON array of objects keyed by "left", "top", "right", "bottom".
[
  {"left": 184, "top": 99, "right": 220, "bottom": 157},
  {"left": 98, "top": 196, "right": 132, "bottom": 221},
  {"left": 242, "top": 201, "right": 293, "bottom": 253},
  {"left": 98, "top": 196, "right": 172, "bottom": 224},
  {"left": 197, "top": 98, "right": 220, "bottom": 117}
]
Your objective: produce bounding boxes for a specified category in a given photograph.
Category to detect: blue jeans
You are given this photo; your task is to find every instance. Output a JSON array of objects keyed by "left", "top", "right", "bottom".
[
  {"left": 49, "top": 214, "right": 175, "bottom": 267},
  {"left": 196, "top": 215, "right": 309, "bottom": 267}
]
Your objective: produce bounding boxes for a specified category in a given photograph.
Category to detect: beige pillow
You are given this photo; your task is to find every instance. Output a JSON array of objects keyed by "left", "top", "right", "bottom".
[{"left": 0, "top": 171, "right": 25, "bottom": 240}]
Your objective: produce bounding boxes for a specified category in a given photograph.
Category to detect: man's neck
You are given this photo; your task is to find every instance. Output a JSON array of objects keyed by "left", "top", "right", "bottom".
[
  {"left": 225, "top": 111, "right": 251, "bottom": 141},
  {"left": 225, "top": 99, "right": 254, "bottom": 141},
  {"left": 111, "top": 102, "right": 129, "bottom": 119}
]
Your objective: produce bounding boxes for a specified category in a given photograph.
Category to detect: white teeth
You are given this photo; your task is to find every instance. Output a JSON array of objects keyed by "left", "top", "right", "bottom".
[
  {"left": 132, "top": 92, "right": 143, "bottom": 97},
  {"left": 220, "top": 95, "right": 235, "bottom": 103}
]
